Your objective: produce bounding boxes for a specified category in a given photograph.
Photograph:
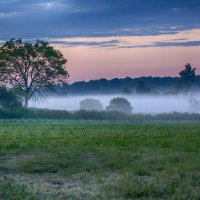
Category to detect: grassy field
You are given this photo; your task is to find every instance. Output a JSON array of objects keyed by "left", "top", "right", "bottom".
[{"left": 0, "top": 120, "right": 200, "bottom": 200}]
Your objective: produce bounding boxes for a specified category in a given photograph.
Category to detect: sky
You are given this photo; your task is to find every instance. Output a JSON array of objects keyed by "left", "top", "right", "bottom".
[{"left": 0, "top": 0, "right": 200, "bottom": 82}]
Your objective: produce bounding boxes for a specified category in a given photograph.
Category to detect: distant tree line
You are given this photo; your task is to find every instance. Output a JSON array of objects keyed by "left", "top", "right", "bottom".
[
  {"left": 55, "top": 64, "right": 199, "bottom": 95},
  {"left": 1, "top": 107, "right": 200, "bottom": 120}
]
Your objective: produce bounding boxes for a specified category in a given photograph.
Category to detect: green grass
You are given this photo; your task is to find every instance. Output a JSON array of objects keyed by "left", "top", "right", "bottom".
[{"left": 0, "top": 120, "right": 200, "bottom": 199}]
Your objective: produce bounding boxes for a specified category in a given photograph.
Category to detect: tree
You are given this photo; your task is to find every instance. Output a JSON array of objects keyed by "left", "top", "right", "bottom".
[
  {"left": 79, "top": 98, "right": 104, "bottom": 111},
  {"left": 106, "top": 97, "right": 133, "bottom": 114},
  {"left": 136, "top": 80, "right": 151, "bottom": 94},
  {"left": 0, "top": 87, "right": 22, "bottom": 110},
  {"left": 178, "top": 63, "right": 196, "bottom": 90},
  {"left": 123, "top": 87, "right": 132, "bottom": 95},
  {"left": 0, "top": 38, "right": 69, "bottom": 107}
]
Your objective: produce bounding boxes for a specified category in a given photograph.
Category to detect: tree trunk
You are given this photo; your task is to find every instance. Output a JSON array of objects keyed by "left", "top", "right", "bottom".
[{"left": 24, "top": 94, "right": 29, "bottom": 108}]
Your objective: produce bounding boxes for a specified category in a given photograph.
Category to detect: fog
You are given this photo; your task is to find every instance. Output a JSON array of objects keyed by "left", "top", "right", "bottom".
[{"left": 29, "top": 93, "right": 200, "bottom": 114}]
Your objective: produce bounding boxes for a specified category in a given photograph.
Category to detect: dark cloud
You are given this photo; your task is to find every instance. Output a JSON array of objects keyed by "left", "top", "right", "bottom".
[
  {"left": 121, "top": 40, "right": 200, "bottom": 48},
  {"left": 0, "top": 0, "right": 200, "bottom": 39},
  {"left": 155, "top": 40, "right": 200, "bottom": 47},
  {"left": 50, "top": 39, "right": 122, "bottom": 47}
]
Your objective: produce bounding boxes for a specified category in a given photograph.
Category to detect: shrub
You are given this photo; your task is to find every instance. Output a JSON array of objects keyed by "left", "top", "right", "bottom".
[
  {"left": 0, "top": 87, "right": 22, "bottom": 110},
  {"left": 106, "top": 97, "right": 133, "bottom": 114},
  {"left": 79, "top": 98, "right": 104, "bottom": 111}
]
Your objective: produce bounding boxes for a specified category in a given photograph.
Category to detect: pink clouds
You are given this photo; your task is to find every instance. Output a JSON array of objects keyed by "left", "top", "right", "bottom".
[
  {"left": 59, "top": 46, "right": 199, "bottom": 82},
  {"left": 52, "top": 29, "right": 200, "bottom": 82}
]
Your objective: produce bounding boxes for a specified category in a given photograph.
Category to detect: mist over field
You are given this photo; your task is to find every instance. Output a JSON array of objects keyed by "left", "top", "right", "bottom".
[{"left": 30, "top": 93, "right": 200, "bottom": 114}]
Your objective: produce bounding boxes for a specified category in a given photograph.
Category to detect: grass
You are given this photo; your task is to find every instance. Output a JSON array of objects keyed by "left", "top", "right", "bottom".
[{"left": 0, "top": 120, "right": 200, "bottom": 199}]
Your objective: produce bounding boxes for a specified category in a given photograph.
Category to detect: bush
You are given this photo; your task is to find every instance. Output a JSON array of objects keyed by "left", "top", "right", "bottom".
[
  {"left": 0, "top": 87, "right": 22, "bottom": 110},
  {"left": 106, "top": 97, "right": 133, "bottom": 114},
  {"left": 1, "top": 108, "right": 200, "bottom": 121},
  {"left": 79, "top": 98, "right": 104, "bottom": 111}
]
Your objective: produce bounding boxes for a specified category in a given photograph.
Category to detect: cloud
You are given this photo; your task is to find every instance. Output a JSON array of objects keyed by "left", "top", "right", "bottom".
[
  {"left": 0, "top": 12, "right": 19, "bottom": 18},
  {"left": 1, "top": 28, "right": 199, "bottom": 49},
  {"left": 32, "top": 2, "right": 65, "bottom": 10},
  {"left": 46, "top": 28, "right": 200, "bottom": 49},
  {"left": 121, "top": 41, "right": 200, "bottom": 48},
  {"left": 0, "top": 0, "right": 200, "bottom": 39},
  {"left": 0, "top": 0, "right": 21, "bottom": 3},
  {"left": 155, "top": 40, "right": 200, "bottom": 47},
  {"left": 50, "top": 39, "right": 122, "bottom": 47}
]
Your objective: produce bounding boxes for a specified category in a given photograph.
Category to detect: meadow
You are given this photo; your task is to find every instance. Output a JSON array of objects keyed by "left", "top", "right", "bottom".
[{"left": 0, "top": 120, "right": 200, "bottom": 199}]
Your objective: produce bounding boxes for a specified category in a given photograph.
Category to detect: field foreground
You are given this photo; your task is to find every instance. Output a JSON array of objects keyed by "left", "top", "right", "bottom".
[{"left": 0, "top": 120, "right": 200, "bottom": 200}]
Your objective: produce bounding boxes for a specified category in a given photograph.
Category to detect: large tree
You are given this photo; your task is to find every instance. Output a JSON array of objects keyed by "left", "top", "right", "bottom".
[
  {"left": 0, "top": 38, "right": 69, "bottom": 107},
  {"left": 178, "top": 63, "right": 196, "bottom": 90}
]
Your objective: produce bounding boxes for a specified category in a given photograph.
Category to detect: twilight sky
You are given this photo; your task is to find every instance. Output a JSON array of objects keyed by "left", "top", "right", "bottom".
[{"left": 1, "top": 0, "right": 200, "bottom": 82}]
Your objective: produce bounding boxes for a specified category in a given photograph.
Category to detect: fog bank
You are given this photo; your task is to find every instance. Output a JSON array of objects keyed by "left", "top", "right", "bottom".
[{"left": 29, "top": 93, "right": 200, "bottom": 114}]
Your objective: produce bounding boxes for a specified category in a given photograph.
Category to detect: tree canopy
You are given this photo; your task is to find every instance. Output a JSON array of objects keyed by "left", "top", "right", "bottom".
[
  {"left": 106, "top": 97, "right": 133, "bottom": 114},
  {"left": 0, "top": 38, "right": 69, "bottom": 107},
  {"left": 136, "top": 80, "right": 151, "bottom": 94},
  {"left": 79, "top": 98, "right": 104, "bottom": 111},
  {"left": 178, "top": 63, "right": 196, "bottom": 90}
]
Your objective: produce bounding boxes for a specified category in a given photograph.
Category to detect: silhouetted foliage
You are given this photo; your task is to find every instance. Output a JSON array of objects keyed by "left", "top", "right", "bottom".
[
  {"left": 178, "top": 63, "right": 196, "bottom": 91},
  {"left": 54, "top": 76, "right": 200, "bottom": 95},
  {"left": 1, "top": 108, "right": 200, "bottom": 121},
  {"left": 0, "top": 38, "right": 69, "bottom": 107},
  {"left": 106, "top": 97, "right": 133, "bottom": 114},
  {"left": 123, "top": 87, "right": 133, "bottom": 95},
  {"left": 0, "top": 87, "right": 22, "bottom": 110},
  {"left": 136, "top": 81, "right": 151, "bottom": 94},
  {"left": 79, "top": 98, "right": 104, "bottom": 111}
]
